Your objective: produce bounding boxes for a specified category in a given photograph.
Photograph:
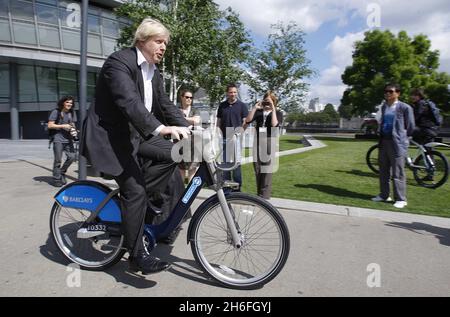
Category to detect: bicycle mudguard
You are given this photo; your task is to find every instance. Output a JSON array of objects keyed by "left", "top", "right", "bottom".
[{"left": 54, "top": 180, "right": 121, "bottom": 223}]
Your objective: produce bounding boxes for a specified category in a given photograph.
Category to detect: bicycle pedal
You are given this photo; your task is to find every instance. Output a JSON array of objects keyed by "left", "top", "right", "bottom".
[{"left": 223, "top": 180, "right": 240, "bottom": 190}]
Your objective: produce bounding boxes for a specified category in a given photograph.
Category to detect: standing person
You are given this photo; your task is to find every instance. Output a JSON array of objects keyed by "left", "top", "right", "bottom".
[
  {"left": 372, "top": 83, "right": 415, "bottom": 209},
  {"left": 216, "top": 84, "right": 248, "bottom": 191},
  {"left": 244, "top": 91, "right": 282, "bottom": 199},
  {"left": 81, "top": 18, "right": 189, "bottom": 275},
  {"left": 178, "top": 89, "right": 201, "bottom": 183},
  {"left": 410, "top": 88, "right": 441, "bottom": 146},
  {"left": 47, "top": 96, "right": 77, "bottom": 187}
]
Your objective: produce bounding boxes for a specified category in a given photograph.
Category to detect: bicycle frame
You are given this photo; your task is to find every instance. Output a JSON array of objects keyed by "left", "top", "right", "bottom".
[
  {"left": 53, "top": 132, "right": 245, "bottom": 252},
  {"left": 408, "top": 139, "right": 449, "bottom": 170}
]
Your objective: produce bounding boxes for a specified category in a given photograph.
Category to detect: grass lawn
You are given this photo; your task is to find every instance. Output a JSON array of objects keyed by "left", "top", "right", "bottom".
[{"left": 241, "top": 135, "right": 450, "bottom": 218}]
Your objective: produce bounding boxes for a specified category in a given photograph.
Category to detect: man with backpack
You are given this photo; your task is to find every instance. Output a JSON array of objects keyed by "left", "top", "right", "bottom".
[
  {"left": 47, "top": 95, "right": 77, "bottom": 187},
  {"left": 410, "top": 88, "right": 442, "bottom": 146}
]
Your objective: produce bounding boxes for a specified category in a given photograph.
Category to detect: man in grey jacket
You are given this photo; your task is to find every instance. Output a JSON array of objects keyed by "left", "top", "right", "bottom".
[{"left": 372, "top": 83, "right": 415, "bottom": 208}]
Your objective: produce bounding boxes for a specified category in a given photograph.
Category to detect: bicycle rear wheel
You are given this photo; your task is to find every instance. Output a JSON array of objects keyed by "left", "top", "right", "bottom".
[
  {"left": 189, "top": 193, "right": 290, "bottom": 289},
  {"left": 50, "top": 203, "right": 125, "bottom": 270},
  {"left": 366, "top": 144, "right": 379, "bottom": 174},
  {"left": 413, "top": 150, "right": 449, "bottom": 189}
]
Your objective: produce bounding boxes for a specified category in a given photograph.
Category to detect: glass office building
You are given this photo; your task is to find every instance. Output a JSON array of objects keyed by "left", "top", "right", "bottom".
[{"left": 0, "top": 0, "right": 126, "bottom": 139}]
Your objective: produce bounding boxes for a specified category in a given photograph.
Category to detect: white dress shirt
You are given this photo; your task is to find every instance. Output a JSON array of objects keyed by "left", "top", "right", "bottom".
[{"left": 136, "top": 47, "right": 164, "bottom": 135}]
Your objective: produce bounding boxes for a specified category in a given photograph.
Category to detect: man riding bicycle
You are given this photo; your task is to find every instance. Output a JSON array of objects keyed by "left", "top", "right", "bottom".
[
  {"left": 80, "top": 18, "right": 189, "bottom": 275},
  {"left": 410, "top": 88, "right": 441, "bottom": 146}
]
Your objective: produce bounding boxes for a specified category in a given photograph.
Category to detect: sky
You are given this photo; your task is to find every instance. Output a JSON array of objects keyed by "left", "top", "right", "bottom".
[{"left": 214, "top": 0, "right": 450, "bottom": 108}]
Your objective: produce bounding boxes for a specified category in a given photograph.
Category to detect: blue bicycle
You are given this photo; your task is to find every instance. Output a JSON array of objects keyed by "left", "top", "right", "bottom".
[{"left": 49, "top": 132, "right": 290, "bottom": 289}]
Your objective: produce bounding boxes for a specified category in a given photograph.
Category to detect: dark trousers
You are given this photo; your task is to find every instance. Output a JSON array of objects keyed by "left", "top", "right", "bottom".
[
  {"left": 253, "top": 161, "right": 273, "bottom": 199},
  {"left": 412, "top": 127, "right": 437, "bottom": 146},
  {"left": 52, "top": 142, "right": 76, "bottom": 179},
  {"left": 113, "top": 157, "right": 147, "bottom": 257},
  {"left": 138, "top": 136, "right": 188, "bottom": 225}
]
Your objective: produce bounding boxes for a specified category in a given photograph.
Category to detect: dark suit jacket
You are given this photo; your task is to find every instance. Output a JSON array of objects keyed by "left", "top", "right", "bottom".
[{"left": 80, "top": 47, "right": 188, "bottom": 176}]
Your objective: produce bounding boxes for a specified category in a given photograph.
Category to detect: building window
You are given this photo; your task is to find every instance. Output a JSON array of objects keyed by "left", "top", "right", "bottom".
[
  {"left": 88, "top": 33, "right": 102, "bottom": 55},
  {"left": 62, "top": 28, "right": 80, "bottom": 51},
  {"left": 13, "top": 21, "right": 37, "bottom": 45},
  {"left": 88, "top": 14, "right": 100, "bottom": 34},
  {"left": 36, "top": 3, "right": 59, "bottom": 25},
  {"left": 0, "top": 18, "right": 11, "bottom": 42},
  {"left": 103, "top": 37, "right": 117, "bottom": 57},
  {"left": 58, "top": 69, "right": 77, "bottom": 99},
  {"left": 38, "top": 24, "right": 61, "bottom": 48},
  {"left": 10, "top": 0, "right": 34, "bottom": 21},
  {"left": 0, "top": 0, "right": 8, "bottom": 18},
  {"left": 0, "top": 64, "right": 9, "bottom": 104},
  {"left": 87, "top": 72, "right": 96, "bottom": 101},
  {"left": 36, "top": 0, "right": 57, "bottom": 5},
  {"left": 18, "top": 65, "right": 38, "bottom": 103},
  {"left": 36, "top": 66, "right": 58, "bottom": 102},
  {"left": 102, "top": 18, "right": 119, "bottom": 38}
]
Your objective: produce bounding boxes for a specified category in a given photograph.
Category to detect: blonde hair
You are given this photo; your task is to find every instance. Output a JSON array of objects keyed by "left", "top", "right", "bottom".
[
  {"left": 133, "top": 18, "right": 170, "bottom": 46},
  {"left": 264, "top": 91, "right": 278, "bottom": 107}
]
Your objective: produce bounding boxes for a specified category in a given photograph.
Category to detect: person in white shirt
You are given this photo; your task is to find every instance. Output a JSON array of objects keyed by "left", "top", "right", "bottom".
[{"left": 81, "top": 18, "right": 189, "bottom": 274}]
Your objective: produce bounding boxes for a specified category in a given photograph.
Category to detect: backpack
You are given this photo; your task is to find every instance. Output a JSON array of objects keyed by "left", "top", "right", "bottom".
[
  {"left": 48, "top": 109, "right": 61, "bottom": 147},
  {"left": 425, "top": 100, "right": 442, "bottom": 127}
]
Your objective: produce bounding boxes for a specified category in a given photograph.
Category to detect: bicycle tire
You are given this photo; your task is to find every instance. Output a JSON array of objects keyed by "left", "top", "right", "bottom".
[
  {"left": 189, "top": 192, "right": 290, "bottom": 289},
  {"left": 413, "top": 150, "right": 449, "bottom": 189},
  {"left": 366, "top": 144, "right": 380, "bottom": 174},
  {"left": 50, "top": 202, "right": 126, "bottom": 271}
]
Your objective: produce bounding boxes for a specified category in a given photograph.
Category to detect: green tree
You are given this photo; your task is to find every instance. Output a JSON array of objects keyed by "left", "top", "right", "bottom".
[
  {"left": 341, "top": 30, "right": 450, "bottom": 116},
  {"left": 247, "top": 22, "right": 314, "bottom": 113},
  {"left": 115, "top": 0, "right": 251, "bottom": 104},
  {"left": 323, "top": 103, "right": 339, "bottom": 121}
]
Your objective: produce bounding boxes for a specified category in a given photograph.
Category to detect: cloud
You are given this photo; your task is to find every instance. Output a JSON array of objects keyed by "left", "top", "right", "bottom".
[
  {"left": 214, "top": 1, "right": 450, "bottom": 107},
  {"left": 214, "top": 0, "right": 364, "bottom": 34}
]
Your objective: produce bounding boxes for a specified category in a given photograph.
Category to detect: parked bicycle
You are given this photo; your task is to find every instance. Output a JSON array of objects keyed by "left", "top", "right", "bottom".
[
  {"left": 49, "top": 131, "right": 290, "bottom": 289},
  {"left": 366, "top": 138, "right": 449, "bottom": 188}
]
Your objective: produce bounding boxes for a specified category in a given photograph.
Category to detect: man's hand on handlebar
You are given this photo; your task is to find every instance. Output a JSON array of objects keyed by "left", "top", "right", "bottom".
[{"left": 160, "top": 126, "right": 190, "bottom": 140}]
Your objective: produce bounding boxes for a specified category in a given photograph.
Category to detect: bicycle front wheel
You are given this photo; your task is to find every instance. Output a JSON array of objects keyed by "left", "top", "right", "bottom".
[
  {"left": 366, "top": 144, "right": 380, "bottom": 174},
  {"left": 190, "top": 193, "right": 290, "bottom": 289},
  {"left": 413, "top": 150, "right": 449, "bottom": 189},
  {"left": 50, "top": 203, "right": 126, "bottom": 270}
]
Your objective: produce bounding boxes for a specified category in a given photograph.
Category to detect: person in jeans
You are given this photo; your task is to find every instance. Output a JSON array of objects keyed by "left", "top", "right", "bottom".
[
  {"left": 47, "top": 96, "right": 77, "bottom": 187},
  {"left": 372, "top": 83, "right": 415, "bottom": 209}
]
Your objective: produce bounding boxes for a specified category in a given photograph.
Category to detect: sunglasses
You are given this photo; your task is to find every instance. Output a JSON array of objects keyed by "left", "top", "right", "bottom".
[
  {"left": 384, "top": 90, "right": 397, "bottom": 94},
  {"left": 184, "top": 96, "right": 193, "bottom": 99}
]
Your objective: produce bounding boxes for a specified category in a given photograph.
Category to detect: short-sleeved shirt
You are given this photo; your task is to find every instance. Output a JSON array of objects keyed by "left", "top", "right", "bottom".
[
  {"left": 48, "top": 109, "right": 77, "bottom": 143},
  {"left": 217, "top": 100, "right": 248, "bottom": 137}
]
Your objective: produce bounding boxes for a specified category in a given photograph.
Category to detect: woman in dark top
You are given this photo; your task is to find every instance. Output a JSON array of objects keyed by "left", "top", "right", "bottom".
[{"left": 244, "top": 91, "right": 283, "bottom": 199}]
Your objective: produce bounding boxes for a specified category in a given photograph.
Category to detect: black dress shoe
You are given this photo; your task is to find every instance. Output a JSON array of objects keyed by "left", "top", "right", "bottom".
[{"left": 129, "top": 251, "right": 171, "bottom": 275}]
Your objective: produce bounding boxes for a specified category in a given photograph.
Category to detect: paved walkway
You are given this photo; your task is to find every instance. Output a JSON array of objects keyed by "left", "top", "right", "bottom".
[{"left": 1, "top": 138, "right": 450, "bottom": 296}]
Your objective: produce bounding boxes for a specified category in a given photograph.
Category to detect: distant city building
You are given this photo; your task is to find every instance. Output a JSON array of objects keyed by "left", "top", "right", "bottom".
[
  {"left": 0, "top": 0, "right": 125, "bottom": 139},
  {"left": 308, "top": 98, "right": 320, "bottom": 112}
]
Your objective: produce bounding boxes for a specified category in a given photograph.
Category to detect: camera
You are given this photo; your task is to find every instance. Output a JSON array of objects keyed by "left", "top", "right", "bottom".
[
  {"left": 69, "top": 126, "right": 79, "bottom": 141},
  {"left": 262, "top": 101, "right": 271, "bottom": 107}
]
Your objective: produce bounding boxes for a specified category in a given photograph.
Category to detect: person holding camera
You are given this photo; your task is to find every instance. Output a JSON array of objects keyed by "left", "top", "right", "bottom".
[
  {"left": 47, "top": 95, "right": 77, "bottom": 187},
  {"left": 244, "top": 91, "right": 283, "bottom": 199}
]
